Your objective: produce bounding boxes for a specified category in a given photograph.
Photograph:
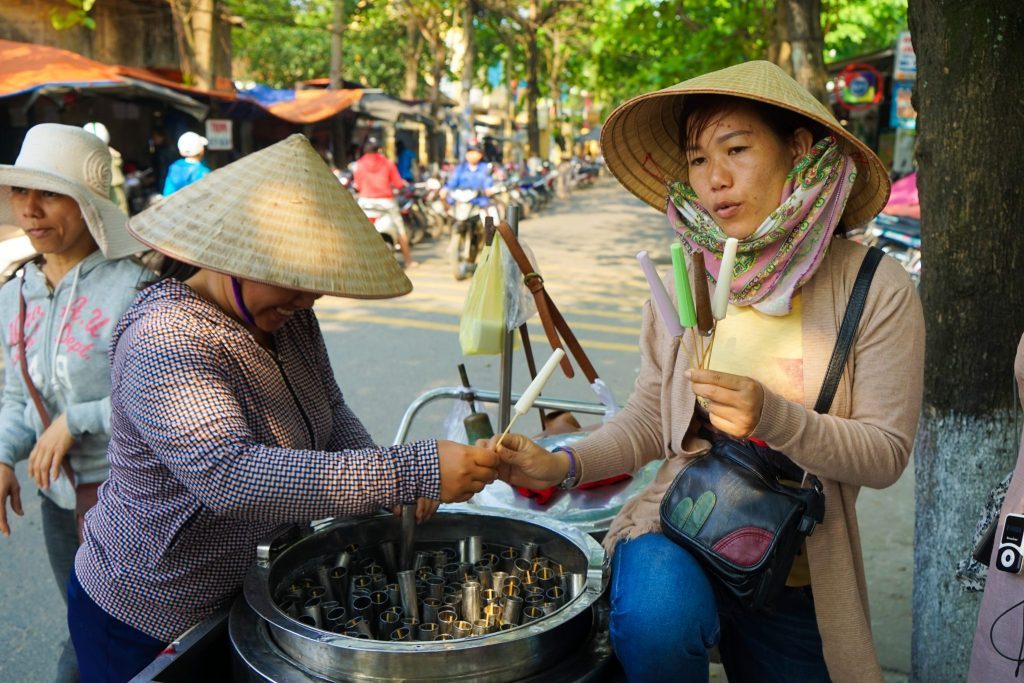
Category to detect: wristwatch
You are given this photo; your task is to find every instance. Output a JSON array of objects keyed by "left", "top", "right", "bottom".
[{"left": 553, "top": 446, "right": 579, "bottom": 490}]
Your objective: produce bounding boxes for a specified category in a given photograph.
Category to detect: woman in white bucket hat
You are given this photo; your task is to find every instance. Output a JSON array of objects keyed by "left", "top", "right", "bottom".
[
  {"left": 0, "top": 123, "right": 148, "bottom": 682},
  {"left": 67, "top": 133, "right": 499, "bottom": 680}
]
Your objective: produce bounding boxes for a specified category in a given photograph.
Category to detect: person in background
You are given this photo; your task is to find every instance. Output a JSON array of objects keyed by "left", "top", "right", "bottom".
[
  {"left": 67, "top": 135, "right": 498, "bottom": 680},
  {"left": 162, "top": 131, "right": 210, "bottom": 196},
  {"left": 0, "top": 123, "right": 148, "bottom": 683},
  {"left": 440, "top": 140, "right": 496, "bottom": 221},
  {"left": 353, "top": 137, "right": 416, "bottom": 268},
  {"left": 82, "top": 122, "right": 128, "bottom": 214},
  {"left": 396, "top": 139, "right": 417, "bottom": 183}
]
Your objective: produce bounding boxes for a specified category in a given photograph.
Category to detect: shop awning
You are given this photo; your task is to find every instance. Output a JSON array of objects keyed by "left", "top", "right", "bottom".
[
  {"left": 267, "top": 88, "right": 363, "bottom": 125},
  {"left": 0, "top": 39, "right": 208, "bottom": 120}
]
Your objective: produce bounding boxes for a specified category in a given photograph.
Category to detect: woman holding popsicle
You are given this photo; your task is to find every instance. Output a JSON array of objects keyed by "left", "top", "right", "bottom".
[{"left": 492, "top": 61, "right": 923, "bottom": 683}]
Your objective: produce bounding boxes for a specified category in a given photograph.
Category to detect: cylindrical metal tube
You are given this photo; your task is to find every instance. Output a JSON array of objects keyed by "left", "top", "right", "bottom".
[
  {"left": 471, "top": 619, "right": 490, "bottom": 636},
  {"left": 369, "top": 590, "right": 389, "bottom": 627},
  {"left": 521, "top": 606, "right": 545, "bottom": 623},
  {"left": 344, "top": 630, "right": 371, "bottom": 639},
  {"left": 442, "top": 563, "right": 461, "bottom": 583},
  {"left": 379, "top": 540, "right": 399, "bottom": 578},
  {"left": 481, "top": 588, "right": 499, "bottom": 606},
  {"left": 523, "top": 594, "right": 545, "bottom": 611},
  {"left": 418, "top": 622, "right": 438, "bottom": 641},
  {"left": 536, "top": 567, "right": 555, "bottom": 591},
  {"left": 390, "top": 626, "right": 412, "bottom": 642},
  {"left": 436, "top": 633, "right": 455, "bottom": 641},
  {"left": 480, "top": 552, "right": 499, "bottom": 569},
  {"left": 334, "top": 547, "right": 355, "bottom": 571},
  {"left": 499, "top": 548, "right": 519, "bottom": 574},
  {"left": 465, "top": 535, "right": 483, "bottom": 564},
  {"left": 474, "top": 562, "right": 493, "bottom": 590},
  {"left": 367, "top": 565, "right": 386, "bottom": 590},
  {"left": 397, "top": 569, "right": 420, "bottom": 622},
  {"left": 344, "top": 616, "right": 372, "bottom": 638},
  {"left": 378, "top": 610, "right": 400, "bottom": 642},
  {"left": 457, "top": 562, "right": 474, "bottom": 583},
  {"left": 414, "top": 550, "right": 432, "bottom": 572},
  {"left": 512, "top": 557, "right": 533, "bottom": 580},
  {"left": 325, "top": 606, "right": 347, "bottom": 628},
  {"left": 491, "top": 571, "right": 509, "bottom": 595},
  {"left": 308, "top": 586, "right": 327, "bottom": 601},
  {"left": 545, "top": 586, "right": 566, "bottom": 609},
  {"left": 400, "top": 503, "right": 416, "bottom": 570},
  {"left": 277, "top": 599, "right": 299, "bottom": 618},
  {"left": 462, "top": 581, "right": 481, "bottom": 623},
  {"left": 499, "top": 623, "right": 514, "bottom": 632},
  {"left": 501, "top": 582, "right": 522, "bottom": 601},
  {"left": 437, "top": 609, "right": 458, "bottom": 636},
  {"left": 427, "top": 576, "right": 445, "bottom": 601},
  {"left": 301, "top": 597, "right": 323, "bottom": 628},
  {"left": 421, "top": 597, "right": 441, "bottom": 624},
  {"left": 296, "top": 614, "right": 316, "bottom": 628},
  {"left": 432, "top": 550, "right": 447, "bottom": 573},
  {"left": 483, "top": 603, "right": 502, "bottom": 626},
  {"left": 452, "top": 620, "right": 473, "bottom": 639},
  {"left": 316, "top": 566, "right": 335, "bottom": 602},
  {"left": 351, "top": 595, "right": 373, "bottom": 626},
  {"left": 386, "top": 605, "right": 404, "bottom": 620},
  {"left": 532, "top": 556, "right": 550, "bottom": 571},
  {"left": 386, "top": 583, "right": 401, "bottom": 607},
  {"left": 520, "top": 541, "right": 539, "bottom": 562},
  {"left": 501, "top": 595, "right": 523, "bottom": 626}
]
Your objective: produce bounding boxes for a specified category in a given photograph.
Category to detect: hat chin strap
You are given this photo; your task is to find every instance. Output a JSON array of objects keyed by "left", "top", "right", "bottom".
[{"left": 230, "top": 277, "right": 257, "bottom": 327}]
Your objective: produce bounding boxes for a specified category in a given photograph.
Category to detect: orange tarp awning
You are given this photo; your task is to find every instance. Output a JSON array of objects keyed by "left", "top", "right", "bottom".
[
  {"left": 0, "top": 39, "right": 122, "bottom": 98},
  {"left": 268, "top": 88, "right": 363, "bottom": 125}
]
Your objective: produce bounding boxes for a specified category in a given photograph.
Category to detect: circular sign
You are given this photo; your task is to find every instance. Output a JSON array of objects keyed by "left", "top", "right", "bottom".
[{"left": 835, "top": 64, "right": 884, "bottom": 112}]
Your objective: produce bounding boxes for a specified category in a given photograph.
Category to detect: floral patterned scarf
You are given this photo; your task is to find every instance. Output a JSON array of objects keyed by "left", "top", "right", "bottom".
[{"left": 667, "top": 137, "right": 857, "bottom": 316}]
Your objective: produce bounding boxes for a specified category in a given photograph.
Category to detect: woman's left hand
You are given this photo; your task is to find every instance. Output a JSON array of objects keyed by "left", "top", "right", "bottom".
[
  {"left": 27, "top": 414, "right": 75, "bottom": 490},
  {"left": 392, "top": 498, "right": 441, "bottom": 524},
  {"left": 686, "top": 369, "right": 765, "bottom": 439}
]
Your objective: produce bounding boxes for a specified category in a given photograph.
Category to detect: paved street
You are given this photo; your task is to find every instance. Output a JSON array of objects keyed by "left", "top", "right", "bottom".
[{"left": 0, "top": 176, "right": 911, "bottom": 680}]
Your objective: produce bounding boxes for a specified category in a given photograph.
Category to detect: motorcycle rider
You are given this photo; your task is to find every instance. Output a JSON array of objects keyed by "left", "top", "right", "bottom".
[
  {"left": 441, "top": 140, "right": 497, "bottom": 221},
  {"left": 352, "top": 137, "right": 416, "bottom": 268}
]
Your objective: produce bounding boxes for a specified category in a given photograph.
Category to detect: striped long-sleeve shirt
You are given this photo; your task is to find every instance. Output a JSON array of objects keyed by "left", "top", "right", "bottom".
[{"left": 75, "top": 279, "right": 440, "bottom": 641}]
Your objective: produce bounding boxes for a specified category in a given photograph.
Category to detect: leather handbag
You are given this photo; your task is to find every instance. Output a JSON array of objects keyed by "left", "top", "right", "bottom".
[
  {"left": 18, "top": 277, "right": 100, "bottom": 543},
  {"left": 659, "top": 247, "right": 884, "bottom": 612}
]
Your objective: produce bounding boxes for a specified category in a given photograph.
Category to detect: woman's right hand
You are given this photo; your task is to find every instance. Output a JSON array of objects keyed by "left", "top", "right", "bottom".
[
  {"left": 0, "top": 463, "right": 23, "bottom": 537},
  {"left": 484, "top": 434, "right": 568, "bottom": 490},
  {"left": 437, "top": 440, "right": 499, "bottom": 503}
]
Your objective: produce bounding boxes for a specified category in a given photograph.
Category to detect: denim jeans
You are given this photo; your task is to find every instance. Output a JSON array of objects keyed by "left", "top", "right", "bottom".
[
  {"left": 68, "top": 569, "right": 167, "bottom": 683},
  {"left": 609, "top": 533, "right": 830, "bottom": 683},
  {"left": 40, "top": 492, "right": 81, "bottom": 683}
]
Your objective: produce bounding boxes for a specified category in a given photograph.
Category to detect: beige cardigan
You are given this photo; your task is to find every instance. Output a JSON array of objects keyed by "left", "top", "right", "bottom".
[{"left": 573, "top": 238, "right": 924, "bottom": 683}]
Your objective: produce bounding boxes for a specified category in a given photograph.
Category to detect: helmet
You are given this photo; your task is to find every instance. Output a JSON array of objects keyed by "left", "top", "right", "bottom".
[
  {"left": 177, "top": 131, "right": 209, "bottom": 157},
  {"left": 364, "top": 136, "right": 381, "bottom": 153},
  {"left": 82, "top": 121, "right": 110, "bottom": 145}
]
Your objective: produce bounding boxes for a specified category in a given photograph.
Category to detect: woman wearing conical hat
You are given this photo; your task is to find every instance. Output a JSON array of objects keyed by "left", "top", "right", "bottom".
[
  {"left": 66, "top": 135, "right": 499, "bottom": 679},
  {"left": 491, "top": 61, "right": 923, "bottom": 682}
]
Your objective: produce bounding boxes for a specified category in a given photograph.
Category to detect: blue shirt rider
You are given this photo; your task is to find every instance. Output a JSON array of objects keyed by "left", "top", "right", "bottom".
[
  {"left": 442, "top": 141, "right": 493, "bottom": 208},
  {"left": 163, "top": 132, "right": 211, "bottom": 196}
]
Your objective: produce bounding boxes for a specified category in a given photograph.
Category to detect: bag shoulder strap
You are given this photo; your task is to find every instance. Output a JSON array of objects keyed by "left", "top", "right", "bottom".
[
  {"left": 18, "top": 277, "right": 51, "bottom": 430},
  {"left": 812, "top": 246, "right": 885, "bottom": 414},
  {"left": 494, "top": 220, "right": 600, "bottom": 383}
]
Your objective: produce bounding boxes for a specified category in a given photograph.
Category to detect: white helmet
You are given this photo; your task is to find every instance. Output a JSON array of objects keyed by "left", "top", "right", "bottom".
[
  {"left": 177, "top": 131, "right": 209, "bottom": 157},
  {"left": 82, "top": 121, "right": 110, "bottom": 145}
]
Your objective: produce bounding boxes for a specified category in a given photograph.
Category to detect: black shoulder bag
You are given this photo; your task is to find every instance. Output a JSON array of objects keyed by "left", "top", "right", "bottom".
[{"left": 659, "top": 247, "right": 884, "bottom": 612}]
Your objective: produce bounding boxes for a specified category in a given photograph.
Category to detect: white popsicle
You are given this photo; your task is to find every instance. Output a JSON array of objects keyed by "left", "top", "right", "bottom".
[
  {"left": 514, "top": 348, "right": 566, "bottom": 416},
  {"left": 712, "top": 238, "right": 739, "bottom": 320}
]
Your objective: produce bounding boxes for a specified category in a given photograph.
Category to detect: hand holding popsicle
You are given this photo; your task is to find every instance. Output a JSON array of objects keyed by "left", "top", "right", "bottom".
[{"left": 494, "top": 348, "right": 566, "bottom": 449}]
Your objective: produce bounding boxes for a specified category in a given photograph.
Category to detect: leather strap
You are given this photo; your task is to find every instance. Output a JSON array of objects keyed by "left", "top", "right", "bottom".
[
  {"left": 812, "top": 247, "right": 885, "bottom": 414},
  {"left": 494, "top": 220, "right": 600, "bottom": 383},
  {"left": 18, "top": 277, "right": 76, "bottom": 485}
]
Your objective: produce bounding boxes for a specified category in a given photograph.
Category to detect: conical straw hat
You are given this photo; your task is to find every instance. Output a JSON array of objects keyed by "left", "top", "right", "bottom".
[
  {"left": 600, "top": 60, "right": 890, "bottom": 228},
  {"left": 127, "top": 134, "right": 411, "bottom": 298}
]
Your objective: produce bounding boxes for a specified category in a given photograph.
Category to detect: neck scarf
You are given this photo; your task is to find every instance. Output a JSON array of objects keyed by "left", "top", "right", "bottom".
[{"left": 667, "top": 137, "right": 857, "bottom": 316}]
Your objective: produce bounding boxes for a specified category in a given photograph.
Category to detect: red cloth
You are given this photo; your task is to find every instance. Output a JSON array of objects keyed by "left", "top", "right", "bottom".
[
  {"left": 352, "top": 152, "right": 406, "bottom": 198},
  {"left": 514, "top": 474, "right": 633, "bottom": 506}
]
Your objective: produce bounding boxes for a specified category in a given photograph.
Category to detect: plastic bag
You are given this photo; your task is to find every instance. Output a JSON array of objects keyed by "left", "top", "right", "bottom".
[
  {"left": 502, "top": 238, "right": 539, "bottom": 331},
  {"left": 459, "top": 237, "right": 506, "bottom": 355},
  {"left": 43, "top": 469, "right": 77, "bottom": 510}
]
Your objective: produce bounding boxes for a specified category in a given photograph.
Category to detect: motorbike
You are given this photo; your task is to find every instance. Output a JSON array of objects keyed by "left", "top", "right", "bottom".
[
  {"left": 850, "top": 213, "right": 921, "bottom": 287},
  {"left": 357, "top": 197, "right": 401, "bottom": 256},
  {"left": 447, "top": 188, "right": 491, "bottom": 280},
  {"left": 124, "top": 168, "right": 162, "bottom": 215}
]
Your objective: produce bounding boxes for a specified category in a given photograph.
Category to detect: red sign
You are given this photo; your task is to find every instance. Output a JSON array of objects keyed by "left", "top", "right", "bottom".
[{"left": 836, "top": 64, "right": 884, "bottom": 112}]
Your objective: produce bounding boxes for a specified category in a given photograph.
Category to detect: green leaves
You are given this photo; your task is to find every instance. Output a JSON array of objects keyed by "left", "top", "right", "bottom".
[
  {"left": 669, "top": 490, "right": 717, "bottom": 536},
  {"left": 50, "top": 0, "right": 96, "bottom": 31}
]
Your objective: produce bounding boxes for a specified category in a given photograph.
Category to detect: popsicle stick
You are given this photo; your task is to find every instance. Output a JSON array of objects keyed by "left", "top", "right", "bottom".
[{"left": 494, "top": 412, "right": 522, "bottom": 450}]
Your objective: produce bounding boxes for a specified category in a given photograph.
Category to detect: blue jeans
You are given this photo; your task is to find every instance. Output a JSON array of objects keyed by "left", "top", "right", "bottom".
[
  {"left": 67, "top": 569, "right": 167, "bottom": 682},
  {"left": 609, "top": 533, "right": 830, "bottom": 683}
]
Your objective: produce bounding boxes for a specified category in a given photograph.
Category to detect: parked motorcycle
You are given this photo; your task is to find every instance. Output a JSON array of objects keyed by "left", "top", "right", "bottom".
[
  {"left": 850, "top": 213, "right": 921, "bottom": 287},
  {"left": 357, "top": 197, "right": 401, "bottom": 256}
]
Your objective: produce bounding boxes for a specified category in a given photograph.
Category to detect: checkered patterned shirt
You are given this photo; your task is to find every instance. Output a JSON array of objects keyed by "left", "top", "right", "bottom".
[{"left": 75, "top": 279, "right": 440, "bottom": 641}]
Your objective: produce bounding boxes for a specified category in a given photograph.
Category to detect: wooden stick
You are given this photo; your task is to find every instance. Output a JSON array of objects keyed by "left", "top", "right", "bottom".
[{"left": 493, "top": 412, "right": 522, "bottom": 450}]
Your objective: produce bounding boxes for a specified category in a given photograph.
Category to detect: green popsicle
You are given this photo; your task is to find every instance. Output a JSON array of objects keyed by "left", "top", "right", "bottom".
[{"left": 671, "top": 243, "right": 698, "bottom": 327}]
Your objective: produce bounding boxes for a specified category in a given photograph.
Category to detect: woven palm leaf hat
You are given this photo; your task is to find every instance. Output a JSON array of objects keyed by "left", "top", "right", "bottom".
[
  {"left": 127, "top": 134, "right": 411, "bottom": 299},
  {"left": 600, "top": 60, "right": 890, "bottom": 228}
]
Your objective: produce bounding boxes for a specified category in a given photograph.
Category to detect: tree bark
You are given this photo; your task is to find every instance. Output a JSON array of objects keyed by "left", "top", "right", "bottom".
[
  {"left": 909, "top": 1, "right": 1024, "bottom": 680},
  {"left": 784, "top": 0, "right": 825, "bottom": 102},
  {"left": 403, "top": 14, "right": 422, "bottom": 100},
  {"left": 190, "top": 0, "right": 215, "bottom": 89},
  {"left": 460, "top": 1, "right": 476, "bottom": 152},
  {"left": 769, "top": 0, "right": 792, "bottom": 74},
  {"left": 329, "top": 0, "right": 345, "bottom": 89},
  {"left": 525, "top": 32, "right": 540, "bottom": 156}
]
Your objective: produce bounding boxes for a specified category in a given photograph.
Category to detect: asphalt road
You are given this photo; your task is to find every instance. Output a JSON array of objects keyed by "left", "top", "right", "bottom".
[{"left": 0, "top": 176, "right": 911, "bottom": 681}]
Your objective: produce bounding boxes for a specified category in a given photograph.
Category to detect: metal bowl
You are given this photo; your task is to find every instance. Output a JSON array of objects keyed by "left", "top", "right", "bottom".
[{"left": 236, "top": 506, "right": 607, "bottom": 682}]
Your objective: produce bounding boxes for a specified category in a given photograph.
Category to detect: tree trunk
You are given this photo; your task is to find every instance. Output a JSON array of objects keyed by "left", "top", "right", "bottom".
[
  {"left": 769, "top": 0, "right": 792, "bottom": 74},
  {"left": 909, "top": 2, "right": 1024, "bottom": 680},
  {"left": 525, "top": 34, "right": 540, "bottom": 157},
  {"left": 784, "top": 0, "right": 825, "bottom": 102},
  {"left": 460, "top": 1, "right": 476, "bottom": 152},
  {"left": 190, "top": 0, "right": 215, "bottom": 89},
  {"left": 329, "top": 0, "right": 345, "bottom": 89},
  {"left": 429, "top": 39, "right": 447, "bottom": 162},
  {"left": 403, "top": 15, "right": 422, "bottom": 100}
]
